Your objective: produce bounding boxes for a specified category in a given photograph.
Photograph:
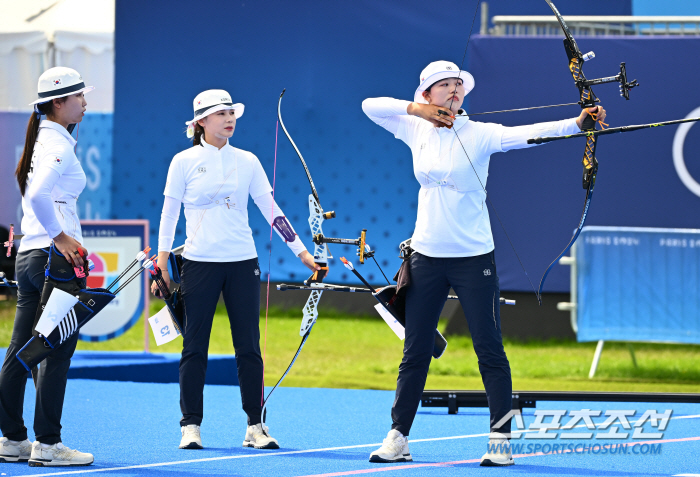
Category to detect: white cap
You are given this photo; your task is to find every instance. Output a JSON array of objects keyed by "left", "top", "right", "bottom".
[
  {"left": 185, "top": 89, "right": 244, "bottom": 126},
  {"left": 29, "top": 66, "right": 94, "bottom": 106},
  {"left": 414, "top": 60, "right": 475, "bottom": 104}
]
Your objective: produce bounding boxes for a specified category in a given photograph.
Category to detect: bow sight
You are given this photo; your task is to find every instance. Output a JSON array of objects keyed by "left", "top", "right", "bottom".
[
  {"left": 312, "top": 229, "right": 368, "bottom": 263},
  {"left": 568, "top": 53, "right": 640, "bottom": 104}
]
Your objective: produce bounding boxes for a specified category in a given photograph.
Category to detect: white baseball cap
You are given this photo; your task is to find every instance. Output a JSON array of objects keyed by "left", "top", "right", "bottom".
[
  {"left": 414, "top": 60, "right": 475, "bottom": 104},
  {"left": 29, "top": 67, "right": 94, "bottom": 106},
  {"left": 185, "top": 89, "right": 244, "bottom": 127}
]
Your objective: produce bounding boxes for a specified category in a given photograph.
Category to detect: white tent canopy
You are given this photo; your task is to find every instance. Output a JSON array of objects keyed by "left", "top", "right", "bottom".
[{"left": 0, "top": 0, "right": 114, "bottom": 111}]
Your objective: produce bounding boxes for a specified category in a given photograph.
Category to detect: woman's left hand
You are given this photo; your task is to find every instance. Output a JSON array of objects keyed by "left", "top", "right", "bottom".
[
  {"left": 299, "top": 250, "right": 322, "bottom": 272},
  {"left": 576, "top": 105, "right": 607, "bottom": 130}
]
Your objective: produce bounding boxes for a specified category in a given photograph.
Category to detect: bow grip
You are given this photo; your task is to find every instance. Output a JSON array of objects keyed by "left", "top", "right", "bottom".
[{"left": 581, "top": 108, "right": 598, "bottom": 131}]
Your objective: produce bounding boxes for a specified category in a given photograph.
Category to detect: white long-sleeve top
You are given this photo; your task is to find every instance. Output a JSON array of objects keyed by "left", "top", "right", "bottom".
[
  {"left": 362, "top": 97, "right": 581, "bottom": 257},
  {"left": 19, "top": 120, "right": 86, "bottom": 252},
  {"left": 159, "top": 137, "right": 307, "bottom": 261}
]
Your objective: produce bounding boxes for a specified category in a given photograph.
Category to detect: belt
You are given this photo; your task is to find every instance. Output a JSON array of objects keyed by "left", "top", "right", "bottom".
[
  {"left": 184, "top": 197, "right": 239, "bottom": 210},
  {"left": 420, "top": 178, "right": 457, "bottom": 190}
]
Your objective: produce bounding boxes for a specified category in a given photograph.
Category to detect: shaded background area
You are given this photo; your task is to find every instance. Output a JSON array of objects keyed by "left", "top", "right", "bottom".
[{"left": 112, "top": 0, "right": 700, "bottom": 294}]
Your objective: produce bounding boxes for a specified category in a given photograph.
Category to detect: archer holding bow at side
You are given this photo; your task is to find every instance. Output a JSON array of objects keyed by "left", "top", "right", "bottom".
[
  {"left": 362, "top": 60, "right": 605, "bottom": 467},
  {"left": 153, "top": 90, "right": 319, "bottom": 451},
  {"left": 0, "top": 67, "right": 94, "bottom": 467}
]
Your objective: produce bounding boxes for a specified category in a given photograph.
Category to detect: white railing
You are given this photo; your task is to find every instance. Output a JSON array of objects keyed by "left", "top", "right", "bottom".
[{"left": 490, "top": 15, "right": 700, "bottom": 36}]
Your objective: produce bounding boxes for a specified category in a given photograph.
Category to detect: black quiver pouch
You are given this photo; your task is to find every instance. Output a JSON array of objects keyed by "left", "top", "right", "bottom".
[
  {"left": 373, "top": 284, "right": 447, "bottom": 359},
  {"left": 16, "top": 245, "right": 115, "bottom": 371},
  {"left": 164, "top": 251, "right": 184, "bottom": 332}
]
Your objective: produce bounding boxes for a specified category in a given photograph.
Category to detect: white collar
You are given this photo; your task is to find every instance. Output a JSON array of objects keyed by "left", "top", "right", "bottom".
[
  {"left": 452, "top": 114, "right": 469, "bottom": 131},
  {"left": 435, "top": 115, "right": 468, "bottom": 136},
  {"left": 200, "top": 137, "right": 229, "bottom": 151},
  {"left": 39, "top": 120, "right": 77, "bottom": 147}
]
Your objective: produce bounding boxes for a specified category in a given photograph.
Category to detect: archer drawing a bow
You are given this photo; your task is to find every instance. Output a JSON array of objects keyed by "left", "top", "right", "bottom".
[
  {"left": 16, "top": 245, "right": 151, "bottom": 371},
  {"left": 437, "top": 0, "right": 698, "bottom": 304}
]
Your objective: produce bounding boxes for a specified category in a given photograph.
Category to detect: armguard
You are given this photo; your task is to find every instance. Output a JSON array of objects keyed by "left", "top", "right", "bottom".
[{"left": 273, "top": 216, "right": 296, "bottom": 242}]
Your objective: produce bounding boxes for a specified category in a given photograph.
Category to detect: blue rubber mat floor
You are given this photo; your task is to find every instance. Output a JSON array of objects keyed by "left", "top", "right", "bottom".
[{"left": 2, "top": 379, "right": 699, "bottom": 476}]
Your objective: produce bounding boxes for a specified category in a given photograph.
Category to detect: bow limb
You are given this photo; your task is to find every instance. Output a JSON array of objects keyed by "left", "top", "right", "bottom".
[
  {"left": 277, "top": 89, "right": 333, "bottom": 333},
  {"left": 536, "top": 0, "right": 600, "bottom": 301},
  {"left": 261, "top": 325, "right": 315, "bottom": 424},
  {"left": 262, "top": 91, "right": 333, "bottom": 423}
]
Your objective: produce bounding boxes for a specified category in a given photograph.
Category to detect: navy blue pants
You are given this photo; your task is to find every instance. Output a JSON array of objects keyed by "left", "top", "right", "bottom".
[
  {"left": 0, "top": 248, "right": 79, "bottom": 445},
  {"left": 179, "top": 258, "right": 264, "bottom": 427},
  {"left": 391, "top": 251, "right": 512, "bottom": 436}
]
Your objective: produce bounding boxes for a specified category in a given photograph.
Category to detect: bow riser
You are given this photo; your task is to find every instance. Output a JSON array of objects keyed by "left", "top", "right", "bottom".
[
  {"left": 300, "top": 289, "right": 322, "bottom": 336},
  {"left": 582, "top": 134, "right": 599, "bottom": 189},
  {"left": 308, "top": 195, "right": 332, "bottom": 263}
]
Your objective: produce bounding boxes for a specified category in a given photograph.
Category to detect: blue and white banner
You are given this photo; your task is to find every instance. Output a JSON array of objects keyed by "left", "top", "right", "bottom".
[{"left": 577, "top": 226, "right": 700, "bottom": 344}]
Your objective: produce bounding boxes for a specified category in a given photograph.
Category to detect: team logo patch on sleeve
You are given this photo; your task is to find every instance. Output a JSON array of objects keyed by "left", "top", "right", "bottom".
[
  {"left": 54, "top": 157, "right": 62, "bottom": 165},
  {"left": 197, "top": 167, "right": 206, "bottom": 173}
]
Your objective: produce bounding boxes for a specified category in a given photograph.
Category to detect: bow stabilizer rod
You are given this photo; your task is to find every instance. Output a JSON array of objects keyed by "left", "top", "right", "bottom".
[{"left": 529, "top": 116, "right": 700, "bottom": 145}]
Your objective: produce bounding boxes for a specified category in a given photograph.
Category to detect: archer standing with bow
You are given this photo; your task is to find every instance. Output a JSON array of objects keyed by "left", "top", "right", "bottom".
[
  {"left": 154, "top": 89, "right": 319, "bottom": 450},
  {"left": 0, "top": 67, "right": 93, "bottom": 467},
  {"left": 362, "top": 60, "right": 605, "bottom": 467}
]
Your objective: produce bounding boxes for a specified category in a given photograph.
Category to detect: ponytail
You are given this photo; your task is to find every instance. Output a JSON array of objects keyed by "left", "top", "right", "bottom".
[
  {"left": 15, "top": 101, "right": 57, "bottom": 196},
  {"left": 192, "top": 123, "right": 205, "bottom": 146}
]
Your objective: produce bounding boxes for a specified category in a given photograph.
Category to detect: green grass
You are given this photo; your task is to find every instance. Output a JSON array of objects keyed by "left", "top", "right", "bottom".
[{"left": 1, "top": 298, "right": 699, "bottom": 393}]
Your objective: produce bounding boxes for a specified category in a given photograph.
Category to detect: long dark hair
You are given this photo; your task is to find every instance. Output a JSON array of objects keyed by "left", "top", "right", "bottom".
[
  {"left": 192, "top": 123, "right": 205, "bottom": 146},
  {"left": 15, "top": 100, "right": 62, "bottom": 196}
]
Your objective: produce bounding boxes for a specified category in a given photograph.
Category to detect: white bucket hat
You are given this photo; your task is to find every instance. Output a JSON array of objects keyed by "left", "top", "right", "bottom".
[
  {"left": 185, "top": 89, "right": 244, "bottom": 132},
  {"left": 29, "top": 67, "right": 94, "bottom": 106},
  {"left": 414, "top": 60, "right": 475, "bottom": 104}
]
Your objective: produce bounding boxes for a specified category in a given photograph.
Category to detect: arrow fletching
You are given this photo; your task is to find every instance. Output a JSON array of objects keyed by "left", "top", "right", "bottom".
[{"left": 340, "top": 257, "right": 354, "bottom": 271}]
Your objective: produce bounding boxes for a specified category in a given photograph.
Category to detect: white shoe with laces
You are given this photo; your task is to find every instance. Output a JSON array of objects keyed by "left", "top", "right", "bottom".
[
  {"left": 243, "top": 423, "right": 279, "bottom": 449},
  {"left": 480, "top": 432, "right": 514, "bottom": 466},
  {"left": 369, "top": 429, "right": 412, "bottom": 463},
  {"left": 28, "top": 441, "right": 93, "bottom": 467},
  {"left": 0, "top": 437, "right": 32, "bottom": 462},
  {"left": 179, "top": 424, "right": 203, "bottom": 449}
]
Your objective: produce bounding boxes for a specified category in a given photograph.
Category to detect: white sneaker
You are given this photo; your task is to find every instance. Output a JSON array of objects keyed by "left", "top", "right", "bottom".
[
  {"left": 179, "top": 424, "right": 203, "bottom": 449},
  {"left": 369, "top": 429, "right": 412, "bottom": 463},
  {"left": 480, "top": 432, "right": 514, "bottom": 466},
  {"left": 243, "top": 423, "right": 279, "bottom": 449},
  {"left": 28, "top": 441, "right": 93, "bottom": 467},
  {"left": 0, "top": 437, "right": 32, "bottom": 463}
]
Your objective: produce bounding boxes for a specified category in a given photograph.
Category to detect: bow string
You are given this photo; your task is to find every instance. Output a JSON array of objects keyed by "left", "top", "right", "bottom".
[{"left": 261, "top": 89, "right": 335, "bottom": 424}]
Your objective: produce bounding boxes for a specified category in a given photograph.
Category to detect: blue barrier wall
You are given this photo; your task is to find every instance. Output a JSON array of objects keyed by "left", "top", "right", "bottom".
[
  {"left": 0, "top": 112, "right": 112, "bottom": 234},
  {"left": 577, "top": 227, "right": 700, "bottom": 344},
  {"left": 113, "top": 1, "right": 699, "bottom": 291}
]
